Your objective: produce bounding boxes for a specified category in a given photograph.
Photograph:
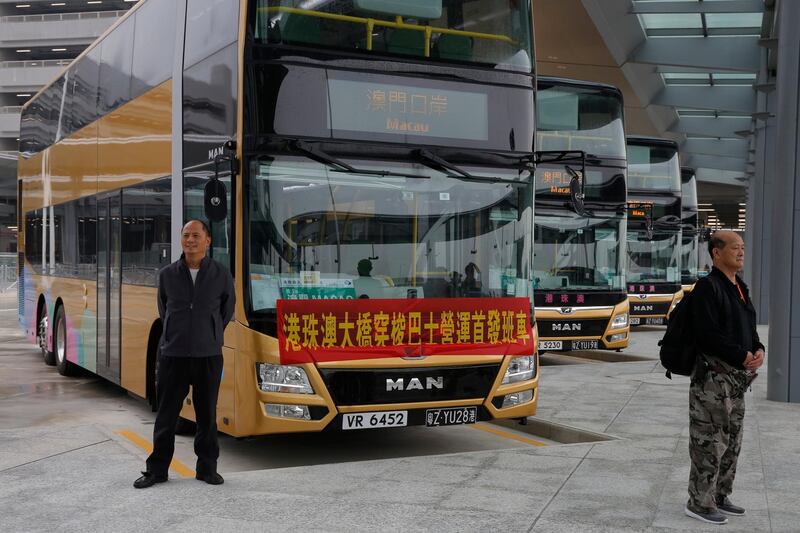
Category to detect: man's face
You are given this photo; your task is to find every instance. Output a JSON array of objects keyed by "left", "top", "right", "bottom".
[
  {"left": 181, "top": 221, "right": 211, "bottom": 257},
  {"left": 714, "top": 233, "right": 745, "bottom": 272}
]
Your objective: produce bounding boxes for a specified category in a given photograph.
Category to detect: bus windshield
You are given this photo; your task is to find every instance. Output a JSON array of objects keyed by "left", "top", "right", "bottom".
[
  {"left": 534, "top": 214, "right": 625, "bottom": 291},
  {"left": 247, "top": 156, "right": 534, "bottom": 313},
  {"left": 536, "top": 83, "right": 625, "bottom": 159},
  {"left": 626, "top": 229, "right": 681, "bottom": 284},
  {"left": 627, "top": 144, "right": 680, "bottom": 192},
  {"left": 681, "top": 233, "right": 699, "bottom": 284},
  {"left": 250, "top": 0, "right": 533, "bottom": 72}
]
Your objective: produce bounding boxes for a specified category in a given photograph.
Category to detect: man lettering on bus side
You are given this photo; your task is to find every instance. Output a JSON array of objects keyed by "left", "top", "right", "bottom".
[
  {"left": 134, "top": 220, "right": 235, "bottom": 489},
  {"left": 685, "top": 230, "right": 764, "bottom": 524}
]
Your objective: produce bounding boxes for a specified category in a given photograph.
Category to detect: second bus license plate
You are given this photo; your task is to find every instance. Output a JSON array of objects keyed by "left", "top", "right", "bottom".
[
  {"left": 426, "top": 406, "right": 477, "bottom": 427},
  {"left": 342, "top": 410, "right": 407, "bottom": 430},
  {"left": 646, "top": 317, "right": 665, "bottom": 325},
  {"left": 538, "top": 340, "right": 563, "bottom": 351},
  {"left": 571, "top": 340, "right": 599, "bottom": 350},
  {"left": 629, "top": 317, "right": 641, "bottom": 325}
]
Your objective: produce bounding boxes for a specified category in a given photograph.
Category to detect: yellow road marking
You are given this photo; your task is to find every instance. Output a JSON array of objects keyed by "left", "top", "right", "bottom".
[
  {"left": 116, "top": 429, "right": 196, "bottom": 478},
  {"left": 469, "top": 423, "right": 548, "bottom": 447}
]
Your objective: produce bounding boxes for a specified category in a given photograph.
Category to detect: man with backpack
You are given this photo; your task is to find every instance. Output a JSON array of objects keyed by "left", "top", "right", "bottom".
[{"left": 684, "top": 230, "right": 764, "bottom": 525}]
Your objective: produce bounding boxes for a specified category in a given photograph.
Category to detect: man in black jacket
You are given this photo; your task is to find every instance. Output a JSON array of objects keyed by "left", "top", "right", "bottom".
[
  {"left": 134, "top": 220, "right": 235, "bottom": 489},
  {"left": 685, "top": 230, "right": 764, "bottom": 524}
]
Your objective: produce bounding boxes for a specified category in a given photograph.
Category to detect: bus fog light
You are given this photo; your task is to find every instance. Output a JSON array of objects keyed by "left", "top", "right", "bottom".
[
  {"left": 256, "top": 363, "right": 314, "bottom": 394},
  {"left": 502, "top": 355, "right": 536, "bottom": 384},
  {"left": 608, "top": 332, "right": 627, "bottom": 343},
  {"left": 264, "top": 403, "right": 311, "bottom": 420},
  {"left": 501, "top": 389, "right": 533, "bottom": 408},
  {"left": 611, "top": 313, "right": 628, "bottom": 329}
]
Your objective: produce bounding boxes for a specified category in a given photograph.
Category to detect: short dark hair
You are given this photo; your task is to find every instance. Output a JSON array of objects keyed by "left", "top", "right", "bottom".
[
  {"left": 708, "top": 232, "right": 726, "bottom": 257},
  {"left": 183, "top": 219, "right": 210, "bottom": 236}
]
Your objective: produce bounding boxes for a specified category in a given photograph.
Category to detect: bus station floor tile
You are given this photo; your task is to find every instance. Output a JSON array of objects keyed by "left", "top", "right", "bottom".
[{"left": 1, "top": 291, "right": 798, "bottom": 532}]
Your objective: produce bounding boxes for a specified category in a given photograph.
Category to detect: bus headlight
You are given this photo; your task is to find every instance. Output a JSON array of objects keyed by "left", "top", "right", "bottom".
[
  {"left": 611, "top": 313, "right": 628, "bottom": 329},
  {"left": 502, "top": 355, "right": 536, "bottom": 384},
  {"left": 256, "top": 363, "right": 314, "bottom": 394}
]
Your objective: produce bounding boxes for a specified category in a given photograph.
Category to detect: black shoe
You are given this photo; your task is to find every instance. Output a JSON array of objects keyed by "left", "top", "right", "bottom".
[
  {"left": 685, "top": 504, "right": 728, "bottom": 525},
  {"left": 195, "top": 472, "right": 224, "bottom": 485},
  {"left": 717, "top": 496, "right": 746, "bottom": 516},
  {"left": 133, "top": 471, "right": 168, "bottom": 489}
]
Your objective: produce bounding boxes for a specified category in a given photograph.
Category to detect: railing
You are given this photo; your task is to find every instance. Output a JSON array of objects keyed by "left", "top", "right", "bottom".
[
  {"left": 0, "top": 106, "right": 22, "bottom": 114},
  {"left": 0, "top": 59, "right": 72, "bottom": 69},
  {"left": 260, "top": 6, "right": 515, "bottom": 58},
  {"left": 0, "top": 253, "right": 17, "bottom": 292},
  {"left": 0, "top": 10, "right": 127, "bottom": 24}
]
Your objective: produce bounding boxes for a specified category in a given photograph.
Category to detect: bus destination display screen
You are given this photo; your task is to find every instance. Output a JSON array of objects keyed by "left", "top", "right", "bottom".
[{"left": 328, "top": 78, "right": 489, "bottom": 141}]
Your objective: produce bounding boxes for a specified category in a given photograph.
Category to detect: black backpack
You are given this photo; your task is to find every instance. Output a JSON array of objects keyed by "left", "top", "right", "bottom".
[
  {"left": 658, "top": 291, "right": 698, "bottom": 379},
  {"left": 658, "top": 275, "right": 722, "bottom": 378}
]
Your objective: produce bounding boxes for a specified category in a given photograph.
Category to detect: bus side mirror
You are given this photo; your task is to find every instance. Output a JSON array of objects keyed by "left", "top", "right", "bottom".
[
  {"left": 566, "top": 165, "right": 587, "bottom": 217},
  {"left": 205, "top": 143, "right": 236, "bottom": 222},
  {"left": 204, "top": 177, "right": 227, "bottom": 222}
]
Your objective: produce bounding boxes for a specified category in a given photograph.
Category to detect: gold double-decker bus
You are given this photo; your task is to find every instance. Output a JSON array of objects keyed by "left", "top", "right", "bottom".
[
  {"left": 18, "top": 0, "right": 540, "bottom": 435},
  {"left": 625, "top": 137, "right": 683, "bottom": 326},
  {"left": 533, "top": 78, "right": 630, "bottom": 353},
  {"left": 680, "top": 166, "right": 699, "bottom": 294}
]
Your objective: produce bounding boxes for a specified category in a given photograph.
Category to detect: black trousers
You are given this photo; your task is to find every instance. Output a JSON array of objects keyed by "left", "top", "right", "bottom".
[{"left": 146, "top": 354, "right": 224, "bottom": 478}]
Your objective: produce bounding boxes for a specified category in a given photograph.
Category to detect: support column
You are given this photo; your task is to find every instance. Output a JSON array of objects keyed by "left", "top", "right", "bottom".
[
  {"left": 747, "top": 53, "right": 777, "bottom": 323},
  {"left": 767, "top": 0, "right": 800, "bottom": 403}
]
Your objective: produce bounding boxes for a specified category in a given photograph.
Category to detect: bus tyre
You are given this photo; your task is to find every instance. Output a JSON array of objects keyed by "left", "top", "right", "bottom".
[
  {"left": 53, "top": 306, "right": 77, "bottom": 377},
  {"left": 175, "top": 416, "right": 196, "bottom": 435},
  {"left": 38, "top": 309, "right": 56, "bottom": 366}
]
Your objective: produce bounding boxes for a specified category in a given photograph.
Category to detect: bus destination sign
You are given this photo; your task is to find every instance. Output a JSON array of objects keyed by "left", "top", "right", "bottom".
[
  {"left": 328, "top": 78, "right": 489, "bottom": 141},
  {"left": 535, "top": 168, "right": 576, "bottom": 195},
  {"left": 628, "top": 200, "right": 653, "bottom": 218}
]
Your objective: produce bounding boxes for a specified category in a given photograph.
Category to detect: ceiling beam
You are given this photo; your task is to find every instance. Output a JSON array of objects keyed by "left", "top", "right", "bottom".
[
  {"left": 669, "top": 117, "right": 753, "bottom": 137},
  {"left": 681, "top": 138, "right": 749, "bottom": 158},
  {"left": 652, "top": 86, "right": 756, "bottom": 114},
  {"left": 631, "top": 1, "right": 764, "bottom": 14},
  {"left": 695, "top": 167, "right": 748, "bottom": 186},
  {"left": 688, "top": 154, "right": 747, "bottom": 173},
  {"left": 630, "top": 37, "right": 760, "bottom": 71}
]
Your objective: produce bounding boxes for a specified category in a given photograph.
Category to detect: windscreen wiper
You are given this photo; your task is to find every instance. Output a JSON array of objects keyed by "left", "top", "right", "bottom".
[
  {"left": 290, "top": 140, "right": 429, "bottom": 179},
  {"left": 415, "top": 148, "right": 530, "bottom": 186}
]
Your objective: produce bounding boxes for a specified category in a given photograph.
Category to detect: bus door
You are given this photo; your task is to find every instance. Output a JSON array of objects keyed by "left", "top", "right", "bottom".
[{"left": 96, "top": 191, "right": 122, "bottom": 383}]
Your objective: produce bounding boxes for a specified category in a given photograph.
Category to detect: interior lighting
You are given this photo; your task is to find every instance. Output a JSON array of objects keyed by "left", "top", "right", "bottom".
[
  {"left": 51, "top": 2, "right": 66, "bottom": 6},
  {"left": 16, "top": 49, "right": 31, "bottom": 53},
  {"left": 51, "top": 48, "right": 67, "bottom": 52},
  {"left": 16, "top": 4, "right": 31, "bottom": 7},
  {"left": 16, "top": 93, "right": 31, "bottom": 97}
]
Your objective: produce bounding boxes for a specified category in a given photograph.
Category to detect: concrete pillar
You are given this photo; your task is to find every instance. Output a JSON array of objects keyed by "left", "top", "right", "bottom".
[
  {"left": 747, "top": 57, "right": 777, "bottom": 324},
  {"left": 767, "top": 0, "right": 800, "bottom": 403}
]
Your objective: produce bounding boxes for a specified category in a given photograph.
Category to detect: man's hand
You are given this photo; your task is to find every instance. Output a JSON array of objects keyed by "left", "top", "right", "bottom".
[{"left": 744, "top": 349, "right": 765, "bottom": 370}]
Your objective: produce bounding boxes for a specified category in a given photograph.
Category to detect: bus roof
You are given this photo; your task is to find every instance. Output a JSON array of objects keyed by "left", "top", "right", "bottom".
[
  {"left": 537, "top": 76, "right": 623, "bottom": 98},
  {"left": 626, "top": 135, "right": 679, "bottom": 151}
]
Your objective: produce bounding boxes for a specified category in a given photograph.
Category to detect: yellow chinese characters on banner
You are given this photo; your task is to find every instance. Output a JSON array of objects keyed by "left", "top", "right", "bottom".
[{"left": 278, "top": 297, "right": 532, "bottom": 364}]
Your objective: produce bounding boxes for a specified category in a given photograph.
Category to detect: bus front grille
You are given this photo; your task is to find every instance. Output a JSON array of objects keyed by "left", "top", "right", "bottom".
[
  {"left": 318, "top": 363, "right": 501, "bottom": 405},
  {"left": 630, "top": 301, "right": 671, "bottom": 316},
  {"left": 537, "top": 319, "right": 608, "bottom": 337}
]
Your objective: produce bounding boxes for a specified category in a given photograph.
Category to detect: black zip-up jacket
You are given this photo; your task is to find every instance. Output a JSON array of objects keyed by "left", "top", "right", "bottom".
[
  {"left": 690, "top": 266, "right": 764, "bottom": 368},
  {"left": 158, "top": 255, "right": 235, "bottom": 358}
]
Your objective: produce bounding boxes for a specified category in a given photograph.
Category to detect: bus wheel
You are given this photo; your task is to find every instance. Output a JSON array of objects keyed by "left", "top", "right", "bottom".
[
  {"left": 53, "top": 306, "right": 77, "bottom": 377},
  {"left": 38, "top": 308, "right": 56, "bottom": 366}
]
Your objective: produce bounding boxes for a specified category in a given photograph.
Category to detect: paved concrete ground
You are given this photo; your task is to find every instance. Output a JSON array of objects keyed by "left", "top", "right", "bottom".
[{"left": 1, "top": 290, "right": 799, "bottom": 532}]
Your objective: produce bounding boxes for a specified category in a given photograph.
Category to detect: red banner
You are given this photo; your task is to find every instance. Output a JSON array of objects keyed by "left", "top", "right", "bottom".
[{"left": 277, "top": 297, "right": 533, "bottom": 364}]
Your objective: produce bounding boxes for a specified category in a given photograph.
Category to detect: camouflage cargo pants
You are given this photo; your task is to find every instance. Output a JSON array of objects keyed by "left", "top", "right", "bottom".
[{"left": 688, "top": 362, "right": 749, "bottom": 513}]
